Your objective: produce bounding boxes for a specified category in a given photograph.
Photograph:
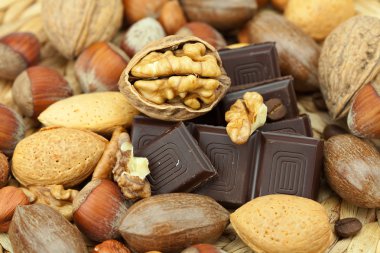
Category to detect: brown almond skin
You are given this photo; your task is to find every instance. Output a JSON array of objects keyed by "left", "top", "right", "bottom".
[
  {"left": 335, "top": 218, "right": 362, "bottom": 238},
  {"left": 245, "top": 10, "right": 320, "bottom": 92},
  {"left": 324, "top": 135, "right": 380, "bottom": 208},
  {"left": 9, "top": 204, "right": 87, "bottom": 253},
  {"left": 119, "top": 193, "right": 229, "bottom": 253}
]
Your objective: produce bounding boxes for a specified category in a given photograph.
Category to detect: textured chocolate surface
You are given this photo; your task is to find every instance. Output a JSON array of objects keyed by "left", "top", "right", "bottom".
[
  {"left": 130, "top": 116, "right": 175, "bottom": 150},
  {"left": 219, "top": 42, "right": 281, "bottom": 87},
  {"left": 252, "top": 132, "right": 323, "bottom": 200},
  {"left": 221, "top": 76, "right": 299, "bottom": 121},
  {"left": 260, "top": 114, "right": 313, "bottom": 137},
  {"left": 192, "top": 125, "right": 260, "bottom": 208},
  {"left": 135, "top": 122, "right": 216, "bottom": 194},
  {"left": 192, "top": 125, "right": 322, "bottom": 208}
]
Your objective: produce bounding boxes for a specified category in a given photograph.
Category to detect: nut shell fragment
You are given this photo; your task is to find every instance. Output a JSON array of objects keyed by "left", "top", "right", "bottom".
[{"left": 119, "top": 35, "right": 230, "bottom": 121}]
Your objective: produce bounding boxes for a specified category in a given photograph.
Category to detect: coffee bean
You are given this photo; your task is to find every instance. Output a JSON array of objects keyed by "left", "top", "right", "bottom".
[
  {"left": 323, "top": 124, "right": 348, "bottom": 140},
  {"left": 312, "top": 92, "right": 328, "bottom": 111},
  {"left": 334, "top": 218, "right": 362, "bottom": 238},
  {"left": 265, "top": 98, "right": 287, "bottom": 121}
]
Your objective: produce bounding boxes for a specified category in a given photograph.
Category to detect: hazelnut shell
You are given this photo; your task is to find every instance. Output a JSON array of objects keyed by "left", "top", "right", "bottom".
[
  {"left": 118, "top": 35, "right": 231, "bottom": 121},
  {"left": 0, "top": 104, "right": 25, "bottom": 156}
]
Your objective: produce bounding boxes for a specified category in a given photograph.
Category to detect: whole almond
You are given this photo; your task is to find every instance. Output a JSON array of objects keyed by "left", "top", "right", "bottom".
[
  {"left": 9, "top": 204, "right": 87, "bottom": 253},
  {"left": 12, "top": 127, "right": 108, "bottom": 187},
  {"left": 324, "top": 134, "right": 380, "bottom": 208},
  {"left": 38, "top": 92, "right": 139, "bottom": 134},
  {"left": 118, "top": 193, "right": 229, "bottom": 253}
]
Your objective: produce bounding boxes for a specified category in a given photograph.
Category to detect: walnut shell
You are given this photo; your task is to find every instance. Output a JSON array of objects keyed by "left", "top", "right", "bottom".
[
  {"left": 41, "top": 0, "right": 123, "bottom": 59},
  {"left": 119, "top": 35, "right": 231, "bottom": 121},
  {"left": 319, "top": 16, "right": 380, "bottom": 119}
]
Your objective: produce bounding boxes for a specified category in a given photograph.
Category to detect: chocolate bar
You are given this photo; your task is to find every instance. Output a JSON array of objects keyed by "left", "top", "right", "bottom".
[
  {"left": 135, "top": 122, "right": 216, "bottom": 194},
  {"left": 219, "top": 42, "right": 281, "bottom": 87},
  {"left": 220, "top": 76, "right": 299, "bottom": 121},
  {"left": 130, "top": 116, "right": 175, "bottom": 149},
  {"left": 252, "top": 132, "right": 322, "bottom": 200},
  {"left": 260, "top": 114, "right": 313, "bottom": 137},
  {"left": 192, "top": 125, "right": 322, "bottom": 208}
]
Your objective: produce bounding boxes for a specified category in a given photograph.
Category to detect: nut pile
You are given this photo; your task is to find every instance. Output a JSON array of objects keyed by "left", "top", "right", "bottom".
[{"left": 1, "top": 0, "right": 380, "bottom": 253}]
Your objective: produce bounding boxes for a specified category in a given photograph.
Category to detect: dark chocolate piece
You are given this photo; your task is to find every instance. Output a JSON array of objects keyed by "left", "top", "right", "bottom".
[
  {"left": 192, "top": 125, "right": 322, "bottom": 207},
  {"left": 192, "top": 125, "right": 260, "bottom": 208},
  {"left": 219, "top": 42, "right": 281, "bottom": 87},
  {"left": 260, "top": 114, "right": 313, "bottom": 137},
  {"left": 135, "top": 122, "right": 216, "bottom": 194},
  {"left": 265, "top": 98, "right": 287, "bottom": 121},
  {"left": 221, "top": 76, "right": 299, "bottom": 121},
  {"left": 252, "top": 132, "right": 323, "bottom": 200},
  {"left": 130, "top": 116, "right": 175, "bottom": 149}
]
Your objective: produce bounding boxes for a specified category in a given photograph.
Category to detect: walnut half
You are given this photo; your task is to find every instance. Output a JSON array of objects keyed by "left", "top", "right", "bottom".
[
  {"left": 112, "top": 132, "right": 151, "bottom": 200},
  {"left": 225, "top": 92, "right": 267, "bottom": 144},
  {"left": 119, "top": 35, "right": 231, "bottom": 121}
]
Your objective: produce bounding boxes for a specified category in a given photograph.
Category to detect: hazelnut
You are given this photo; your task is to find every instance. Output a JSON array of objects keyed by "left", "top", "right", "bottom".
[
  {"left": 0, "top": 186, "right": 30, "bottom": 233},
  {"left": 181, "top": 244, "right": 226, "bottom": 253},
  {"left": 158, "top": 0, "right": 187, "bottom": 35},
  {"left": 92, "top": 240, "right": 131, "bottom": 253},
  {"left": 181, "top": 0, "right": 257, "bottom": 31},
  {"left": 12, "top": 66, "right": 73, "bottom": 118},
  {"left": 284, "top": 0, "right": 355, "bottom": 41},
  {"left": 176, "top": 22, "right": 227, "bottom": 50},
  {"left": 347, "top": 83, "right": 380, "bottom": 139},
  {"left": 121, "top": 17, "right": 166, "bottom": 58},
  {"left": 0, "top": 104, "right": 25, "bottom": 156},
  {"left": 0, "top": 32, "right": 40, "bottom": 80},
  {"left": 0, "top": 153, "right": 9, "bottom": 188},
  {"left": 75, "top": 42, "right": 130, "bottom": 93},
  {"left": 41, "top": 0, "right": 123, "bottom": 59},
  {"left": 73, "top": 179, "right": 128, "bottom": 242},
  {"left": 123, "top": 0, "right": 168, "bottom": 24}
]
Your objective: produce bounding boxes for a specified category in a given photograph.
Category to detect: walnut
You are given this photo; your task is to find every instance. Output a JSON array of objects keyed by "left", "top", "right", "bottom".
[
  {"left": 112, "top": 132, "right": 151, "bottom": 200},
  {"left": 225, "top": 92, "right": 267, "bottom": 144},
  {"left": 119, "top": 35, "right": 231, "bottom": 120},
  {"left": 23, "top": 185, "right": 78, "bottom": 220}
]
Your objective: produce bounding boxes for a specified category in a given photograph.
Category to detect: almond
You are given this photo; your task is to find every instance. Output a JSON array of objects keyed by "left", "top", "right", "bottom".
[
  {"left": 12, "top": 127, "right": 108, "bottom": 187},
  {"left": 230, "top": 194, "right": 333, "bottom": 253},
  {"left": 119, "top": 193, "right": 229, "bottom": 253},
  {"left": 38, "top": 92, "right": 139, "bottom": 134}
]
